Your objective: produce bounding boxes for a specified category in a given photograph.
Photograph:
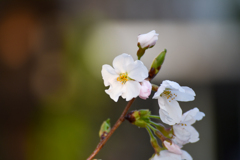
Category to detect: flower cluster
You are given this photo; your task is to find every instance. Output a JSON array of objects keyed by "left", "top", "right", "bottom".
[{"left": 100, "top": 30, "right": 205, "bottom": 160}]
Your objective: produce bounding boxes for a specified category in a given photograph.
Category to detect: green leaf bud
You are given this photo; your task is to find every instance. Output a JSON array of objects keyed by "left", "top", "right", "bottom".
[
  {"left": 99, "top": 118, "right": 111, "bottom": 140},
  {"left": 149, "top": 49, "right": 167, "bottom": 79}
]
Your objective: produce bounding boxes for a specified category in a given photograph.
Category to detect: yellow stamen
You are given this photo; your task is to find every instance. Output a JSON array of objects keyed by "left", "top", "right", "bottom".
[
  {"left": 117, "top": 73, "right": 129, "bottom": 84},
  {"left": 161, "top": 90, "right": 177, "bottom": 100}
]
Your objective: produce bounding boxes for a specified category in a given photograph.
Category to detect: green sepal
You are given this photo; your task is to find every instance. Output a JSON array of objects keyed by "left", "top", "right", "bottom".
[
  {"left": 139, "top": 109, "right": 151, "bottom": 118},
  {"left": 155, "top": 124, "right": 173, "bottom": 139},
  {"left": 125, "top": 110, "right": 151, "bottom": 128},
  {"left": 137, "top": 42, "right": 151, "bottom": 60},
  {"left": 150, "top": 136, "right": 162, "bottom": 154}
]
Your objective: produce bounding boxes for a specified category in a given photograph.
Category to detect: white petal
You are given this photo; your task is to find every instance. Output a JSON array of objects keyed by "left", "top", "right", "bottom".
[
  {"left": 127, "top": 60, "right": 148, "bottom": 82},
  {"left": 171, "top": 90, "right": 195, "bottom": 102},
  {"left": 181, "top": 108, "right": 199, "bottom": 124},
  {"left": 159, "top": 99, "right": 182, "bottom": 125},
  {"left": 113, "top": 53, "right": 134, "bottom": 73},
  {"left": 101, "top": 64, "right": 118, "bottom": 86},
  {"left": 173, "top": 125, "right": 191, "bottom": 144},
  {"left": 157, "top": 150, "right": 181, "bottom": 160},
  {"left": 121, "top": 81, "right": 141, "bottom": 101},
  {"left": 160, "top": 109, "right": 174, "bottom": 125},
  {"left": 161, "top": 80, "right": 195, "bottom": 102},
  {"left": 181, "top": 150, "right": 193, "bottom": 160},
  {"left": 164, "top": 80, "right": 184, "bottom": 92},
  {"left": 105, "top": 82, "right": 124, "bottom": 102},
  {"left": 195, "top": 111, "right": 205, "bottom": 121},
  {"left": 182, "top": 108, "right": 205, "bottom": 125},
  {"left": 187, "top": 126, "right": 199, "bottom": 143},
  {"left": 153, "top": 84, "right": 166, "bottom": 99},
  {"left": 157, "top": 97, "right": 166, "bottom": 110},
  {"left": 181, "top": 87, "right": 196, "bottom": 96}
]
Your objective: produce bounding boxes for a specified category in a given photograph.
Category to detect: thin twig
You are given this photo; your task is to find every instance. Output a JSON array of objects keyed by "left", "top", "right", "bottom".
[{"left": 86, "top": 98, "right": 136, "bottom": 160}]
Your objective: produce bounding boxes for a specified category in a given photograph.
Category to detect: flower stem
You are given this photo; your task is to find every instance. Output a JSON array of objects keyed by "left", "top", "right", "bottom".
[
  {"left": 147, "top": 123, "right": 157, "bottom": 132},
  {"left": 149, "top": 121, "right": 160, "bottom": 126},
  {"left": 151, "top": 84, "right": 159, "bottom": 91},
  {"left": 146, "top": 126, "right": 155, "bottom": 139},
  {"left": 86, "top": 98, "right": 136, "bottom": 160},
  {"left": 149, "top": 115, "right": 160, "bottom": 119}
]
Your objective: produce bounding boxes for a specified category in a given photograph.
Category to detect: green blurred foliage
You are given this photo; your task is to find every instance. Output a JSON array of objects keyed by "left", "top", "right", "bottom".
[{"left": 27, "top": 16, "right": 109, "bottom": 160}]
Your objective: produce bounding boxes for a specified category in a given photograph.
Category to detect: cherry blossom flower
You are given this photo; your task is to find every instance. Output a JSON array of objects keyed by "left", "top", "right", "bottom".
[
  {"left": 151, "top": 150, "right": 192, "bottom": 160},
  {"left": 138, "top": 30, "right": 159, "bottom": 48},
  {"left": 139, "top": 80, "right": 152, "bottom": 100},
  {"left": 153, "top": 80, "right": 196, "bottom": 125},
  {"left": 101, "top": 53, "right": 148, "bottom": 102},
  {"left": 172, "top": 108, "right": 205, "bottom": 148}
]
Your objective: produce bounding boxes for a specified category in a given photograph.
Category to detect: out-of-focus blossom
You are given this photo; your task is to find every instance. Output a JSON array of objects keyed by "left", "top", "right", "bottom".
[
  {"left": 153, "top": 80, "right": 195, "bottom": 125},
  {"left": 151, "top": 150, "right": 192, "bottom": 160},
  {"left": 101, "top": 53, "right": 148, "bottom": 102},
  {"left": 172, "top": 108, "right": 205, "bottom": 148},
  {"left": 138, "top": 30, "right": 159, "bottom": 48},
  {"left": 139, "top": 80, "right": 152, "bottom": 100}
]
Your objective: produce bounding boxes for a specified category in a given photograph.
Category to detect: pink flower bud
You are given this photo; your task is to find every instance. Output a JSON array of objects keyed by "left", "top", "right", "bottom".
[
  {"left": 138, "top": 30, "right": 159, "bottom": 48},
  {"left": 163, "top": 141, "right": 182, "bottom": 155},
  {"left": 139, "top": 80, "right": 152, "bottom": 100}
]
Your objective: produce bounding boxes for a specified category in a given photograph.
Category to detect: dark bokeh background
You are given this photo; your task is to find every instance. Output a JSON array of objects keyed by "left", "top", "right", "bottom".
[{"left": 0, "top": 0, "right": 239, "bottom": 160}]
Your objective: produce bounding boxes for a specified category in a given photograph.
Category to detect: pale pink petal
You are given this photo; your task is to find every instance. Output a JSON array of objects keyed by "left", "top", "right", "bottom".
[
  {"left": 163, "top": 141, "right": 182, "bottom": 155},
  {"left": 139, "top": 80, "right": 152, "bottom": 100}
]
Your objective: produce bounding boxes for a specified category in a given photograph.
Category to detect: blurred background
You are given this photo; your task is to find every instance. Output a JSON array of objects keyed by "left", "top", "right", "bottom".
[{"left": 0, "top": 0, "right": 239, "bottom": 160}]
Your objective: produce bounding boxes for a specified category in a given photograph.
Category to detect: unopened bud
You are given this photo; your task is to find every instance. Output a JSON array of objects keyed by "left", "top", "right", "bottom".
[
  {"left": 139, "top": 109, "right": 151, "bottom": 119},
  {"left": 137, "top": 30, "right": 159, "bottom": 60},
  {"left": 125, "top": 110, "right": 151, "bottom": 128},
  {"left": 149, "top": 49, "right": 167, "bottom": 79},
  {"left": 139, "top": 80, "right": 152, "bottom": 100},
  {"left": 99, "top": 119, "right": 111, "bottom": 140},
  {"left": 163, "top": 140, "right": 182, "bottom": 155},
  {"left": 138, "top": 30, "right": 159, "bottom": 49}
]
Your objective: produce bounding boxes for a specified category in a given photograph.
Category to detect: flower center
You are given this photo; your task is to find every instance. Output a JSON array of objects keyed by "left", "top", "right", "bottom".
[
  {"left": 161, "top": 90, "right": 177, "bottom": 102},
  {"left": 117, "top": 73, "right": 129, "bottom": 84},
  {"left": 179, "top": 123, "right": 187, "bottom": 126}
]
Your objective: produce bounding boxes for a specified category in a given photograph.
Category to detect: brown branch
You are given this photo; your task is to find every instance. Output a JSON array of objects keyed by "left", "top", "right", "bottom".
[{"left": 86, "top": 98, "right": 136, "bottom": 160}]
